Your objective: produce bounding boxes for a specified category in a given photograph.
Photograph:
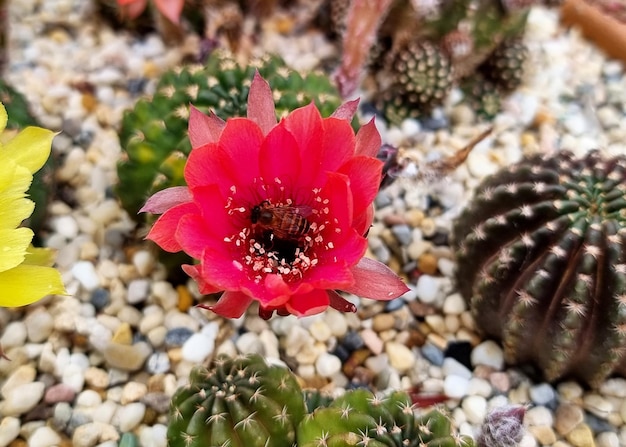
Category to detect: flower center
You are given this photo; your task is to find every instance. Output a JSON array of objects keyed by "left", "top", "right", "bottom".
[{"left": 223, "top": 180, "right": 338, "bottom": 284}]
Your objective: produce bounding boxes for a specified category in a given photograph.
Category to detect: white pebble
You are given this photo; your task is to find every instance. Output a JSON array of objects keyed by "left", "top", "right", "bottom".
[
  {"left": 385, "top": 342, "right": 415, "bottom": 372},
  {"left": 467, "top": 377, "right": 493, "bottom": 398},
  {"left": 25, "top": 309, "right": 54, "bottom": 343},
  {"left": 0, "top": 416, "right": 20, "bottom": 447},
  {"left": 132, "top": 250, "right": 155, "bottom": 276},
  {"left": 529, "top": 382, "right": 556, "bottom": 406},
  {"left": 462, "top": 395, "right": 488, "bottom": 424},
  {"left": 0, "top": 321, "right": 27, "bottom": 348},
  {"left": 235, "top": 332, "right": 264, "bottom": 355},
  {"left": 27, "top": 426, "right": 62, "bottom": 447},
  {"left": 181, "top": 333, "right": 215, "bottom": 363},
  {"left": 0, "top": 382, "right": 45, "bottom": 416},
  {"left": 437, "top": 258, "right": 456, "bottom": 278},
  {"left": 443, "top": 374, "right": 470, "bottom": 400},
  {"left": 471, "top": 340, "right": 505, "bottom": 370},
  {"left": 115, "top": 402, "right": 146, "bottom": 432},
  {"left": 139, "top": 424, "right": 168, "bottom": 447},
  {"left": 596, "top": 431, "right": 620, "bottom": 447},
  {"left": 442, "top": 357, "right": 472, "bottom": 379},
  {"left": 127, "top": 279, "right": 150, "bottom": 304},
  {"left": 62, "top": 363, "right": 86, "bottom": 393},
  {"left": 442, "top": 293, "right": 466, "bottom": 315},
  {"left": 315, "top": 353, "right": 342, "bottom": 377},
  {"left": 583, "top": 394, "right": 613, "bottom": 419},
  {"left": 52, "top": 215, "right": 79, "bottom": 239},
  {"left": 415, "top": 274, "right": 441, "bottom": 303},
  {"left": 71, "top": 261, "right": 100, "bottom": 291},
  {"left": 525, "top": 405, "right": 554, "bottom": 426}
]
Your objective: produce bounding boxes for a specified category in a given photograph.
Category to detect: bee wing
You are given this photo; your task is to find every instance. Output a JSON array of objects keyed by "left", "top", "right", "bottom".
[{"left": 290, "top": 204, "right": 314, "bottom": 217}]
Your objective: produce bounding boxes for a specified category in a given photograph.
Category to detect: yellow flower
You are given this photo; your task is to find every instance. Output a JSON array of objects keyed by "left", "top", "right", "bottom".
[{"left": 0, "top": 102, "right": 66, "bottom": 307}]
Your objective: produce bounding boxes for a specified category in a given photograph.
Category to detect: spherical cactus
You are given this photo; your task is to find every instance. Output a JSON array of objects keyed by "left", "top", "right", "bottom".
[
  {"left": 116, "top": 50, "right": 346, "bottom": 222},
  {"left": 478, "top": 38, "right": 528, "bottom": 93},
  {"left": 453, "top": 150, "right": 626, "bottom": 386},
  {"left": 167, "top": 354, "right": 306, "bottom": 447},
  {"left": 297, "top": 389, "right": 475, "bottom": 447},
  {"left": 375, "top": 40, "right": 454, "bottom": 125}
]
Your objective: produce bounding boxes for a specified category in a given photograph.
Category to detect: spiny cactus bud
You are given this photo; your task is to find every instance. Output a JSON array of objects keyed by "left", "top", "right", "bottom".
[
  {"left": 477, "top": 405, "right": 526, "bottom": 447},
  {"left": 297, "top": 389, "right": 475, "bottom": 447},
  {"left": 167, "top": 354, "right": 306, "bottom": 447},
  {"left": 453, "top": 150, "right": 626, "bottom": 386},
  {"left": 478, "top": 38, "right": 528, "bottom": 93}
]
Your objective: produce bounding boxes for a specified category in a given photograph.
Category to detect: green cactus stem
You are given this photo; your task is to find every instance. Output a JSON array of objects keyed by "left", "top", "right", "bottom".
[
  {"left": 297, "top": 389, "right": 475, "bottom": 447},
  {"left": 167, "top": 354, "right": 306, "bottom": 447},
  {"left": 453, "top": 150, "right": 626, "bottom": 386}
]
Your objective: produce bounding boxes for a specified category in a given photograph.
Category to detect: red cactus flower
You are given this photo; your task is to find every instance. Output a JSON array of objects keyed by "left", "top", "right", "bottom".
[{"left": 141, "top": 72, "right": 409, "bottom": 319}]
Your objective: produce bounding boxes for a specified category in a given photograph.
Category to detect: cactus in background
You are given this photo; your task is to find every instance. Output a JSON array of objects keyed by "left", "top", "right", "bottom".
[
  {"left": 375, "top": 39, "right": 454, "bottom": 125},
  {"left": 302, "top": 388, "right": 335, "bottom": 414},
  {"left": 116, "top": 50, "right": 345, "bottom": 222},
  {"left": 0, "top": 79, "right": 54, "bottom": 242},
  {"left": 297, "top": 389, "right": 475, "bottom": 447},
  {"left": 453, "top": 150, "right": 626, "bottom": 386},
  {"left": 167, "top": 354, "right": 306, "bottom": 447},
  {"left": 477, "top": 38, "right": 528, "bottom": 93}
]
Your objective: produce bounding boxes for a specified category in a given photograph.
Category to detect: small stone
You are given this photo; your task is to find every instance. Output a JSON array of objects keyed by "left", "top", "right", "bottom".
[
  {"left": 443, "top": 374, "right": 470, "bottom": 399},
  {"left": 385, "top": 341, "right": 415, "bottom": 372},
  {"left": 466, "top": 377, "right": 492, "bottom": 397},
  {"left": 461, "top": 395, "right": 487, "bottom": 424},
  {"left": 442, "top": 357, "right": 472, "bottom": 379},
  {"left": 391, "top": 224, "right": 412, "bottom": 245},
  {"left": 488, "top": 372, "right": 511, "bottom": 393},
  {"left": 0, "top": 382, "right": 45, "bottom": 416},
  {"left": 24, "top": 310, "right": 54, "bottom": 343},
  {"left": 84, "top": 367, "right": 109, "bottom": 389},
  {"left": 44, "top": 384, "right": 76, "bottom": 404},
  {"left": 116, "top": 403, "right": 146, "bottom": 432},
  {"left": 583, "top": 393, "right": 613, "bottom": 419},
  {"left": 566, "top": 423, "right": 595, "bottom": 447},
  {"left": 0, "top": 321, "right": 27, "bottom": 348},
  {"left": 315, "top": 353, "right": 342, "bottom": 378},
  {"left": 27, "top": 426, "right": 62, "bottom": 447},
  {"left": 471, "top": 340, "right": 505, "bottom": 370},
  {"left": 111, "top": 322, "right": 133, "bottom": 345},
  {"left": 360, "top": 328, "right": 383, "bottom": 355},
  {"left": 0, "top": 416, "right": 20, "bottom": 447},
  {"left": 235, "top": 332, "right": 264, "bottom": 355},
  {"left": 372, "top": 314, "right": 395, "bottom": 332},
  {"left": 529, "top": 382, "right": 556, "bottom": 406},
  {"left": 414, "top": 275, "right": 440, "bottom": 303},
  {"left": 1, "top": 365, "right": 37, "bottom": 398},
  {"left": 127, "top": 279, "right": 150, "bottom": 304},
  {"left": 555, "top": 403, "right": 585, "bottom": 436},
  {"left": 599, "top": 378, "right": 626, "bottom": 398},
  {"left": 181, "top": 333, "right": 215, "bottom": 363},
  {"left": 132, "top": 250, "right": 155, "bottom": 276},
  {"left": 121, "top": 382, "right": 148, "bottom": 404},
  {"left": 528, "top": 425, "right": 557, "bottom": 445},
  {"left": 146, "top": 352, "right": 170, "bottom": 375},
  {"left": 417, "top": 253, "right": 438, "bottom": 275},
  {"left": 300, "top": 320, "right": 330, "bottom": 346},
  {"left": 420, "top": 343, "right": 445, "bottom": 367},
  {"left": 103, "top": 342, "right": 152, "bottom": 371},
  {"left": 525, "top": 405, "right": 554, "bottom": 426},
  {"left": 71, "top": 261, "right": 100, "bottom": 291},
  {"left": 90, "top": 288, "right": 111, "bottom": 311},
  {"left": 557, "top": 381, "right": 584, "bottom": 401},
  {"left": 62, "top": 363, "right": 85, "bottom": 392},
  {"left": 596, "top": 431, "right": 620, "bottom": 447},
  {"left": 164, "top": 327, "right": 194, "bottom": 347}
]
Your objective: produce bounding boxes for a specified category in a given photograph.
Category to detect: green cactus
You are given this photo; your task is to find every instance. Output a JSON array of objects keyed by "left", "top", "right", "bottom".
[
  {"left": 116, "top": 50, "right": 346, "bottom": 222},
  {"left": 167, "top": 354, "right": 306, "bottom": 447},
  {"left": 1, "top": 79, "right": 54, "bottom": 242},
  {"left": 478, "top": 38, "right": 528, "bottom": 93},
  {"left": 453, "top": 150, "right": 626, "bottom": 386},
  {"left": 375, "top": 39, "right": 454, "bottom": 124},
  {"left": 297, "top": 389, "right": 475, "bottom": 447},
  {"left": 302, "top": 389, "right": 335, "bottom": 414}
]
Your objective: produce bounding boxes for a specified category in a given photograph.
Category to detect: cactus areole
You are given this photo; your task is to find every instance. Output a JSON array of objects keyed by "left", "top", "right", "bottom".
[{"left": 454, "top": 150, "right": 626, "bottom": 386}]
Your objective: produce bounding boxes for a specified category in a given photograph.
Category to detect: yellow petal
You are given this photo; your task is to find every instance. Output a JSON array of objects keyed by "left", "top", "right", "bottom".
[
  {"left": 0, "top": 103, "right": 7, "bottom": 134},
  {"left": 23, "top": 246, "right": 57, "bottom": 267},
  {"left": 0, "top": 227, "right": 33, "bottom": 272},
  {"left": 1, "top": 127, "right": 56, "bottom": 174},
  {"left": 0, "top": 264, "right": 66, "bottom": 307}
]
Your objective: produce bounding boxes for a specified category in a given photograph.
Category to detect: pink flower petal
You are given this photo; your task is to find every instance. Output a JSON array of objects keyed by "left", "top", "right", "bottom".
[
  {"left": 261, "top": 274, "right": 292, "bottom": 307},
  {"left": 188, "top": 106, "right": 225, "bottom": 148},
  {"left": 339, "top": 155, "right": 383, "bottom": 215},
  {"left": 282, "top": 103, "right": 324, "bottom": 186},
  {"left": 259, "top": 122, "right": 301, "bottom": 189},
  {"left": 217, "top": 118, "right": 264, "bottom": 187},
  {"left": 285, "top": 288, "right": 331, "bottom": 317},
  {"left": 330, "top": 98, "right": 359, "bottom": 121},
  {"left": 198, "top": 290, "right": 253, "bottom": 318},
  {"left": 188, "top": 184, "right": 236, "bottom": 236},
  {"left": 304, "top": 261, "right": 354, "bottom": 290},
  {"left": 344, "top": 257, "right": 409, "bottom": 300},
  {"left": 199, "top": 249, "right": 252, "bottom": 292},
  {"left": 353, "top": 203, "right": 374, "bottom": 236},
  {"left": 176, "top": 214, "right": 224, "bottom": 259},
  {"left": 355, "top": 117, "right": 381, "bottom": 158},
  {"left": 319, "top": 117, "right": 356, "bottom": 172},
  {"left": 117, "top": 0, "right": 147, "bottom": 19},
  {"left": 247, "top": 71, "right": 277, "bottom": 136},
  {"left": 184, "top": 142, "right": 230, "bottom": 191},
  {"left": 182, "top": 264, "right": 222, "bottom": 294},
  {"left": 153, "top": 0, "right": 184, "bottom": 24},
  {"left": 327, "top": 290, "right": 357, "bottom": 313},
  {"left": 145, "top": 201, "right": 198, "bottom": 253},
  {"left": 139, "top": 186, "right": 192, "bottom": 214}
]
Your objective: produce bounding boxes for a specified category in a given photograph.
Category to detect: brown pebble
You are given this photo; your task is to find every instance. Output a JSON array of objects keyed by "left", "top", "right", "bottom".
[
  {"left": 555, "top": 403, "right": 585, "bottom": 436},
  {"left": 417, "top": 253, "right": 438, "bottom": 275},
  {"left": 342, "top": 348, "right": 371, "bottom": 378},
  {"left": 111, "top": 322, "right": 133, "bottom": 345},
  {"left": 406, "top": 209, "right": 424, "bottom": 227},
  {"left": 408, "top": 301, "right": 437, "bottom": 318},
  {"left": 405, "top": 328, "right": 427, "bottom": 349},
  {"left": 177, "top": 285, "right": 194, "bottom": 312},
  {"left": 382, "top": 214, "right": 407, "bottom": 226},
  {"left": 372, "top": 313, "right": 395, "bottom": 332},
  {"left": 147, "top": 374, "right": 166, "bottom": 393},
  {"left": 81, "top": 93, "right": 97, "bottom": 113},
  {"left": 351, "top": 366, "right": 375, "bottom": 386},
  {"left": 8, "top": 440, "right": 28, "bottom": 447},
  {"left": 473, "top": 364, "right": 495, "bottom": 380},
  {"left": 142, "top": 406, "right": 158, "bottom": 425},
  {"left": 489, "top": 371, "right": 511, "bottom": 393}
]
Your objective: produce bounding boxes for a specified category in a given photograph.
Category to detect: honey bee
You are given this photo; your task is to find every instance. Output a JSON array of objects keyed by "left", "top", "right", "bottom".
[{"left": 251, "top": 200, "right": 313, "bottom": 240}]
